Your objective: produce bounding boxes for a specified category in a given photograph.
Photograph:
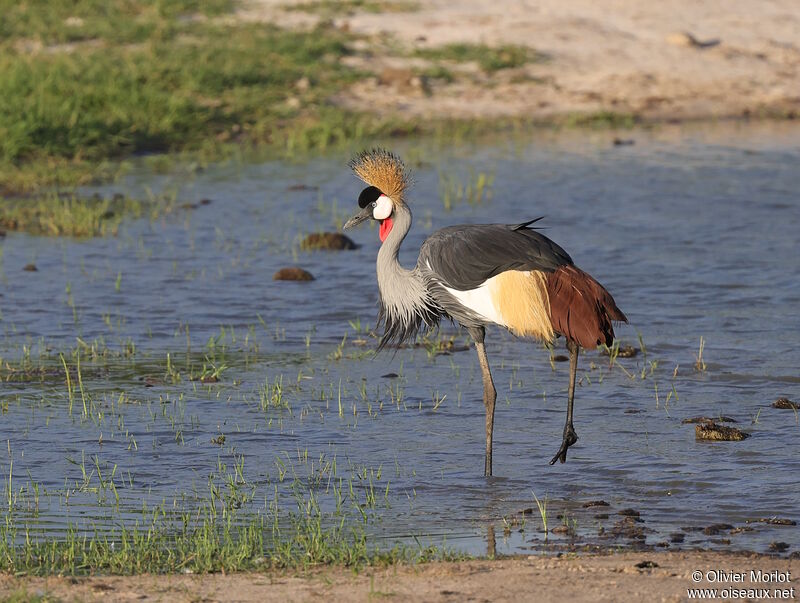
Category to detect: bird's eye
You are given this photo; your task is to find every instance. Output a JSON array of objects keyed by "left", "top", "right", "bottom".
[{"left": 372, "top": 201, "right": 377, "bottom": 207}]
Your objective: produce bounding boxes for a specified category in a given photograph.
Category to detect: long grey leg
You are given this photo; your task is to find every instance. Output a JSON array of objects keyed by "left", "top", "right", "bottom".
[
  {"left": 550, "top": 339, "right": 579, "bottom": 465},
  {"left": 470, "top": 327, "right": 497, "bottom": 476}
]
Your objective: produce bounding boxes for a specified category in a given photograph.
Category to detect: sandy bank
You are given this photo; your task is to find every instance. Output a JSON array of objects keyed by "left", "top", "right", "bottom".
[
  {"left": 238, "top": 0, "right": 800, "bottom": 122},
  {"left": 3, "top": 551, "right": 798, "bottom": 602}
]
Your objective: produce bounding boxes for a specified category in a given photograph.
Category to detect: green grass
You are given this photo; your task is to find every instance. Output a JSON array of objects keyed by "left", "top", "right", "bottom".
[
  {"left": 559, "top": 110, "right": 639, "bottom": 129},
  {"left": 0, "top": 194, "right": 177, "bottom": 236},
  {"left": 1, "top": 21, "right": 355, "bottom": 163},
  {"left": 0, "top": 513, "right": 430, "bottom": 575},
  {"left": 0, "top": 486, "right": 463, "bottom": 575},
  {"left": 0, "top": 591, "right": 55, "bottom": 603},
  {"left": 0, "top": 0, "right": 234, "bottom": 45},
  {"left": 438, "top": 167, "right": 494, "bottom": 210},
  {"left": 0, "top": 0, "right": 638, "bottom": 199},
  {"left": 415, "top": 43, "right": 545, "bottom": 73},
  {"left": 0, "top": 0, "right": 379, "bottom": 193},
  {"left": 419, "top": 65, "right": 455, "bottom": 83}
]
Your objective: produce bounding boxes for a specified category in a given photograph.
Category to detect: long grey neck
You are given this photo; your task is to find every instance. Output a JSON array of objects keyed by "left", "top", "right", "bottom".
[
  {"left": 377, "top": 203, "right": 413, "bottom": 275},
  {"left": 375, "top": 204, "right": 438, "bottom": 347}
]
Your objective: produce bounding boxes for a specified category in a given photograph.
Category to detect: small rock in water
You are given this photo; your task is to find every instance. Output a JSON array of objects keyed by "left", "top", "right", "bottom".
[
  {"left": 551, "top": 525, "right": 570, "bottom": 534},
  {"left": 703, "top": 523, "right": 733, "bottom": 535},
  {"left": 682, "top": 416, "right": 737, "bottom": 424},
  {"left": 618, "top": 508, "right": 641, "bottom": 518},
  {"left": 381, "top": 372, "right": 399, "bottom": 379},
  {"left": 769, "top": 541, "right": 790, "bottom": 553},
  {"left": 273, "top": 267, "right": 315, "bottom": 281},
  {"left": 582, "top": 500, "right": 610, "bottom": 508},
  {"left": 552, "top": 354, "right": 569, "bottom": 362},
  {"left": 624, "top": 409, "right": 644, "bottom": 414},
  {"left": 772, "top": 397, "right": 799, "bottom": 410},
  {"left": 695, "top": 422, "right": 749, "bottom": 441},
  {"left": 301, "top": 232, "right": 359, "bottom": 251},
  {"left": 613, "top": 138, "right": 635, "bottom": 147},
  {"left": 669, "top": 532, "right": 685, "bottom": 543},
  {"left": 23, "top": 263, "right": 38, "bottom": 272}
]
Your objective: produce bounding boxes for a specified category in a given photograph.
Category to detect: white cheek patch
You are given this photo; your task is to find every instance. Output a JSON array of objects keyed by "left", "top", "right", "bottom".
[{"left": 372, "top": 195, "right": 393, "bottom": 220}]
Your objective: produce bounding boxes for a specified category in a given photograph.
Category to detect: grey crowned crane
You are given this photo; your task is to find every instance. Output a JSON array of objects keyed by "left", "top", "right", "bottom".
[{"left": 343, "top": 149, "right": 626, "bottom": 476}]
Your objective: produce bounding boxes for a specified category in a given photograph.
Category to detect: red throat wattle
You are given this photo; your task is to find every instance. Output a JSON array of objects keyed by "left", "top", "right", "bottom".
[{"left": 379, "top": 217, "right": 393, "bottom": 242}]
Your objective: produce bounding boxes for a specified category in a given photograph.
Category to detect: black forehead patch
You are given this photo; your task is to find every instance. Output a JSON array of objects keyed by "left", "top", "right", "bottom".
[{"left": 358, "top": 186, "right": 382, "bottom": 209}]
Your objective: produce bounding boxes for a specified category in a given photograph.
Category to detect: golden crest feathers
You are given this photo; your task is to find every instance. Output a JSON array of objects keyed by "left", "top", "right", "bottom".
[{"left": 349, "top": 148, "right": 411, "bottom": 201}]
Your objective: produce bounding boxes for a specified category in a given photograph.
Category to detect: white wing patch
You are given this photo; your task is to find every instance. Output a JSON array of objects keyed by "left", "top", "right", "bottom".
[{"left": 443, "top": 277, "right": 505, "bottom": 326}]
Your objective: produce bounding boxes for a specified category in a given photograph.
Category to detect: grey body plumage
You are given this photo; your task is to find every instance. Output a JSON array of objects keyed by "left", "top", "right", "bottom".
[
  {"left": 418, "top": 220, "right": 572, "bottom": 290},
  {"left": 374, "top": 208, "right": 575, "bottom": 342}
]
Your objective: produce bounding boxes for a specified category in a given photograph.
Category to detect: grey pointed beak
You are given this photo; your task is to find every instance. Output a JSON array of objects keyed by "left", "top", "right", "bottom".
[{"left": 343, "top": 206, "right": 372, "bottom": 230}]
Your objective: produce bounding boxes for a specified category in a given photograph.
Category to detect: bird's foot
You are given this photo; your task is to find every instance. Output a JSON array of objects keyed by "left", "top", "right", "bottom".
[{"left": 549, "top": 424, "right": 578, "bottom": 465}]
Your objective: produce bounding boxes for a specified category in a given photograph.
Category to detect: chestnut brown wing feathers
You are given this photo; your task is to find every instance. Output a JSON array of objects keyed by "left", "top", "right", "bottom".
[{"left": 545, "top": 265, "right": 627, "bottom": 348}]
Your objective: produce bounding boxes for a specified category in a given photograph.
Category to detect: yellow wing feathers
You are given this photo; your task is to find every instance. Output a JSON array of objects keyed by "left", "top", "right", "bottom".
[{"left": 489, "top": 270, "right": 554, "bottom": 341}]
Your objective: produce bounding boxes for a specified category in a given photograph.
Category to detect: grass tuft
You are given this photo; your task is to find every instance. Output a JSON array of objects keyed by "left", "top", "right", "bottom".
[
  {"left": 414, "top": 43, "right": 545, "bottom": 73},
  {"left": 0, "top": 194, "right": 175, "bottom": 237},
  {"left": 285, "top": 0, "right": 420, "bottom": 16}
]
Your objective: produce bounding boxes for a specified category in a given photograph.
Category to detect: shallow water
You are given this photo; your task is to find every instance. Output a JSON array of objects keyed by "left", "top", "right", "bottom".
[{"left": 1, "top": 122, "right": 799, "bottom": 558}]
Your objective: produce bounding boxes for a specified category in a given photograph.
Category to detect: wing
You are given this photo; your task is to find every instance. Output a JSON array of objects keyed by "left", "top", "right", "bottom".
[{"left": 417, "top": 219, "right": 573, "bottom": 290}]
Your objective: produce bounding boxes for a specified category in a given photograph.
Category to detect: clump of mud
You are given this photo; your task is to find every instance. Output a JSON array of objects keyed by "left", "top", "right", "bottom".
[
  {"left": 703, "top": 523, "right": 733, "bottom": 535},
  {"left": 301, "top": 232, "right": 359, "bottom": 251},
  {"left": 273, "top": 267, "right": 315, "bottom": 281},
  {"left": 695, "top": 423, "right": 749, "bottom": 441},
  {"left": 772, "top": 397, "right": 799, "bottom": 410},
  {"left": 755, "top": 518, "right": 797, "bottom": 526},
  {"left": 601, "top": 344, "right": 638, "bottom": 358}
]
